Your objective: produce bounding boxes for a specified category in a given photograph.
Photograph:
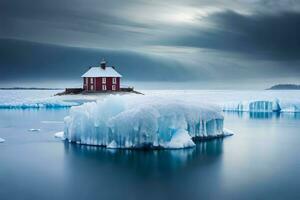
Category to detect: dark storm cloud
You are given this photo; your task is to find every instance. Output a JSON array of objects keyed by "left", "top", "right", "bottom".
[
  {"left": 1, "top": 0, "right": 300, "bottom": 87},
  {"left": 161, "top": 10, "right": 300, "bottom": 60},
  {"left": 0, "top": 0, "right": 152, "bottom": 48},
  {"left": 0, "top": 39, "right": 198, "bottom": 82}
]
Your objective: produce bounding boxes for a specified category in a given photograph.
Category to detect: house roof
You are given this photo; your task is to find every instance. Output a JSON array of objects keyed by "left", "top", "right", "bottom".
[{"left": 81, "top": 67, "right": 122, "bottom": 78}]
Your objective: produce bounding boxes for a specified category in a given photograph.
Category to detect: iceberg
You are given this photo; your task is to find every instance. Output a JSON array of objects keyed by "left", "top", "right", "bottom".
[
  {"left": 223, "top": 100, "right": 281, "bottom": 112},
  {"left": 223, "top": 99, "right": 300, "bottom": 113},
  {"left": 64, "top": 95, "right": 229, "bottom": 149},
  {"left": 0, "top": 138, "right": 5, "bottom": 143}
]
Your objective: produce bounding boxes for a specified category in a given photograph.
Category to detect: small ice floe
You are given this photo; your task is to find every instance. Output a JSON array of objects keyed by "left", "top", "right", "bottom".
[
  {"left": 164, "top": 129, "right": 195, "bottom": 149},
  {"left": 223, "top": 128, "right": 234, "bottom": 137},
  {"left": 28, "top": 129, "right": 41, "bottom": 132},
  {"left": 54, "top": 131, "right": 65, "bottom": 140},
  {"left": 0, "top": 138, "right": 5, "bottom": 143}
]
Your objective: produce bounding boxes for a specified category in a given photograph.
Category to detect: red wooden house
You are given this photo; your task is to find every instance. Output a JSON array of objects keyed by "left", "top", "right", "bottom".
[{"left": 82, "top": 59, "right": 122, "bottom": 92}]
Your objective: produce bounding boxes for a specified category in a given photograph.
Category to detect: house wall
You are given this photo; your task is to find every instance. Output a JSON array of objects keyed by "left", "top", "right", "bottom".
[{"left": 83, "top": 77, "right": 120, "bottom": 91}]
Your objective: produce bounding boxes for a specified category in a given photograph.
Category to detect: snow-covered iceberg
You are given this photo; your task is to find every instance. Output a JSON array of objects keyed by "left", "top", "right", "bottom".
[
  {"left": 64, "top": 95, "right": 229, "bottom": 149},
  {"left": 0, "top": 138, "right": 5, "bottom": 143}
]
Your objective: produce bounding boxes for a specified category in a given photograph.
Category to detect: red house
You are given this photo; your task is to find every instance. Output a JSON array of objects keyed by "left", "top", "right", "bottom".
[{"left": 82, "top": 59, "right": 122, "bottom": 92}]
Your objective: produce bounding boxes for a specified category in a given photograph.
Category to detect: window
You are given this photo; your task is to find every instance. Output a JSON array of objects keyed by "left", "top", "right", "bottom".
[
  {"left": 90, "top": 85, "right": 94, "bottom": 91},
  {"left": 102, "top": 77, "right": 106, "bottom": 84},
  {"left": 112, "top": 85, "right": 116, "bottom": 91},
  {"left": 84, "top": 78, "right": 87, "bottom": 85},
  {"left": 112, "top": 77, "right": 116, "bottom": 84},
  {"left": 90, "top": 78, "right": 93, "bottom": 84},
  {"left": 102, "top": 85, "right": 106, "bottom": 91}
]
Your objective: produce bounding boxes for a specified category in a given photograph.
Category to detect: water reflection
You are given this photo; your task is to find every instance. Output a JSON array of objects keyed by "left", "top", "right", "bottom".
[
  {"left": 224, "top": 111, "right": 300, "bottom": 120},
  {"left": 63, "top": 139, "right": 224, "bottom": 177}
]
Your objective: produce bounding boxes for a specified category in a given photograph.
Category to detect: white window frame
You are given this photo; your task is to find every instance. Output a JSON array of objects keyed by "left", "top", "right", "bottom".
[
  {"left": 112, "top": 77, "right": 116, "bottom": 84},
  {"left": 102, "top": 85, "right": 107, "bottom": 91},
  {"left": 112, "top": 85, "right": 116, "bottom": 91},
  {"left": 90, "top": 78, "right": 93, "bottom": 84},
  {"left": 102, "top": 77, "right": 106, "bottom": 84}
]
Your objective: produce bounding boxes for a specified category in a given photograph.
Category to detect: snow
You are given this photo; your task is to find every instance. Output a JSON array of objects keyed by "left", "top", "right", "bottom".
[
  {"left": 64, "top": 95, "right": 225, "bottom": 149},
  {"left": 0, "top": 138, "right": 5, "bottom": 143},
  {"left": 81, "top": 67, "right": 122, "bottom": 78}
]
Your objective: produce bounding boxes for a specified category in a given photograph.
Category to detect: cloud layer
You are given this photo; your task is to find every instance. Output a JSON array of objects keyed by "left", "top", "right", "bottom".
[{"left": 1, "top": 0, "right": 300, "bottom": 88}]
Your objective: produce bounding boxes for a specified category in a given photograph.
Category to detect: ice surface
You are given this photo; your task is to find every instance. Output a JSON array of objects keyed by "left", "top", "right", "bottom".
[
  {"left": 143, "top": 90, "right": 300, "bottom": 113},
  {"left": 1, "top": 89, "right": 300, "bottom": 113},
  {"left": 64, "top": 95, "right": 225, "bottom": 149},
  {"left": 0, "top": 99, "right": 80, "bottom": 109},
  {"left": 0, "top": 90, "right": 93, "bottom": 109},
  {"left": 0, "top": 138, "right": 5, "bottom": 143}
]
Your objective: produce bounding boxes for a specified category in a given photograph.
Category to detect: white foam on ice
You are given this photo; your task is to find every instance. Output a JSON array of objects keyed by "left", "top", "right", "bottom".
[
  {"left": 64, "top": 95, "right": 225, "bottom": 149},
  {"left": 0, "top": 138, "right": 5, "bottom": 143}
]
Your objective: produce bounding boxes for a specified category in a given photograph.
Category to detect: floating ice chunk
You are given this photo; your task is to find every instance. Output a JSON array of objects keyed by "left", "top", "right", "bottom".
[
  {"left": 0, "top": 138, "right": 5, "bottom": 143},
  {"left": 279, "top": 100, "right": 300, "bottom": 113},
  {"left": 54, "top": 131, "right": 65, "bottom": 140},
  {"left": 64, "top": 95, "right": 226, "bottom": 149},
  {"left": 28, "top": 129, "right": 41, "bottom": 132},
  {"left": 223, "top": 128, "right": 234, "bottom": 137},
  {"left": 164, "top": 129, "right": 195, "bottom": 149},
  {"left": 107, "top": 140, "right": 117, "bottom": 149}
]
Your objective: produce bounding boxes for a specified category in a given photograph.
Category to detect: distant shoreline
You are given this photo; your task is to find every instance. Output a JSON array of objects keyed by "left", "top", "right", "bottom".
[
  {"left": 267, "top": 84, "right": 300, "bottom": 90},
  {"left": 0, "top": 87, "right": 63, "bottom": 90}
]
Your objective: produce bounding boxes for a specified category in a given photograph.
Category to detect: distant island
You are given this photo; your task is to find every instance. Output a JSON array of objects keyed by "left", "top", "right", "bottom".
[
  {"left": 267, "top": 84, "right": 300, "bottom": 90},
  {"left": 0, "top": 87, "right": 63, "bottom": 90}
]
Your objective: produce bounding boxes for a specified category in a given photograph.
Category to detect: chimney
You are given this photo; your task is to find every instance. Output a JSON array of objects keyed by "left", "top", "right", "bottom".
[{"left": 100, "top": 58, "right": 106, "bottom": 69}]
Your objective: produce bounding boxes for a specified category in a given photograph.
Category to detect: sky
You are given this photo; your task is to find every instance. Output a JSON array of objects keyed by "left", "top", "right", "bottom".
[{"left": 1, "top": 0, "right": 300, "bottom": 89}]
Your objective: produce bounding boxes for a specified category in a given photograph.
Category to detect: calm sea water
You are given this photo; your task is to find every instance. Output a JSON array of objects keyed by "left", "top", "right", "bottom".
[{"left": 1, "top": 106, "right": 300, "bottom": 199}]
